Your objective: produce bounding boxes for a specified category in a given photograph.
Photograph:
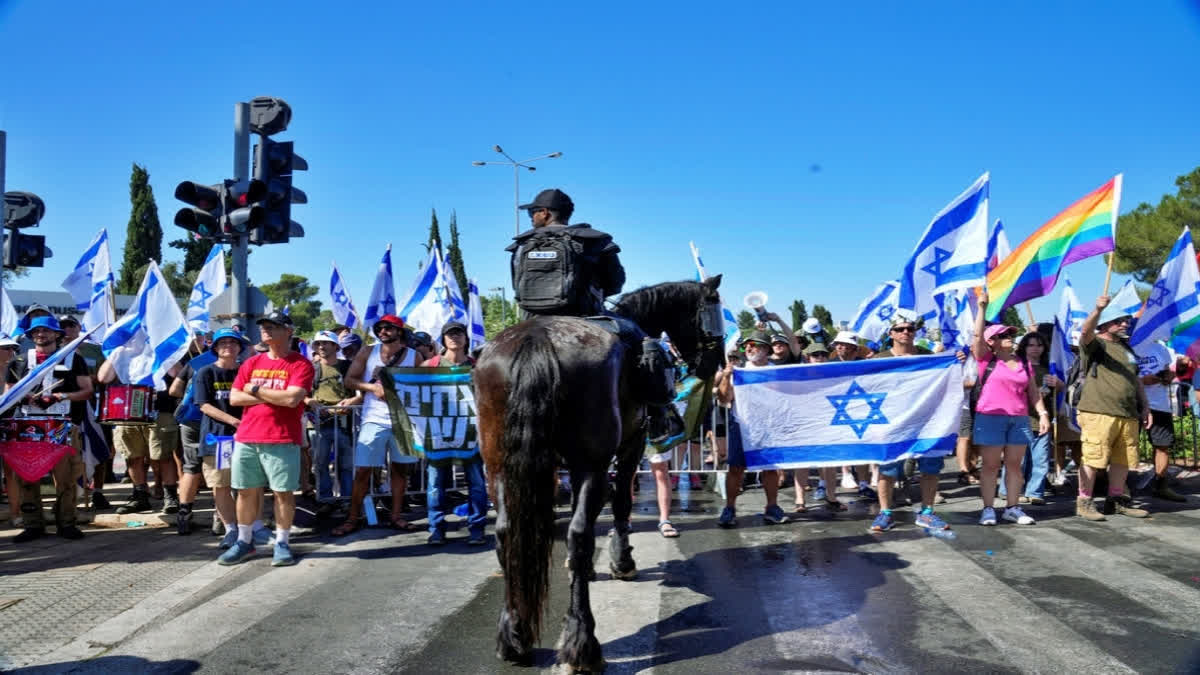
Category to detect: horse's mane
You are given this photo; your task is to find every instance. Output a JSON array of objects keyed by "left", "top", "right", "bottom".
[{"left": 612, "top": 280, "right": 701, "bottom": 330}]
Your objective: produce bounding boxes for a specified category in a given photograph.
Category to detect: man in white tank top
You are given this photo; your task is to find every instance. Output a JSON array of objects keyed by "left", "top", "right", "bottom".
[{"left": 335, "top": 314, "right": 420, "bottom": 535}]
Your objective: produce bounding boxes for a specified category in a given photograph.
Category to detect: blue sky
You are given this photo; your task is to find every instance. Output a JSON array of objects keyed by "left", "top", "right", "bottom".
[{"left": 1, "top": 1, "right": 1198, "bottom": 332}]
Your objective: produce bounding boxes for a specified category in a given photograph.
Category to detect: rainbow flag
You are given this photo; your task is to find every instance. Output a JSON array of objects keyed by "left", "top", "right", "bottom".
[
  {"left": 1171, "top": 313, "right": 1200, "bottom": 362},
  {"left": 985, "top": 175, "right": 1122, "bottom": 321}
]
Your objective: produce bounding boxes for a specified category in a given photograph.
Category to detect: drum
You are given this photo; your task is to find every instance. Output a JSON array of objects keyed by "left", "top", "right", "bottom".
[
  {"left": 101, "top": 384, "right": 156, "bottom": 425},
  {"left": 0, "top": 417, "right": 77, "bottom": 482},
  {"left": 0, "top": 416, "right": 72, "bottom": 444}
]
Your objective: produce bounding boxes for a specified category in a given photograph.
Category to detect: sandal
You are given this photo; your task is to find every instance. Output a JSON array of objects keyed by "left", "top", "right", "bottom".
[
  {"left": 824, "top": 499, "right": 847, "bottom": 512},
  {"left": 793, "top": 503, "right": 808, "bottom": 513},
  {"left": 331, "top": 519, "right": 364, "bottom": 537},
  {"left": 658, "top": 521, "right": 680, "bottom": 538},
  {"left": 390, "top": 516, "right": 419, "bottom": 532}
]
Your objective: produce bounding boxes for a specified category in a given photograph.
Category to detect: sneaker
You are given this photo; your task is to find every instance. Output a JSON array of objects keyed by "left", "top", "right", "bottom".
[
  {"left": 1027, "top": 496, "right": 1046, "bottom": 506},
  {"left": 57, "top": 525, "right": 85, "bottom": 540},
  {"left": 841, "top": 473, "right": 858, "bottom": 490},
  {"left": 218, "top": 540, "right": 256, "bottom": 565},
  {"left": 427, "top": 530, "right": 446, "bottom": 546},
  {"left": 934, "top": 492, "right": 948, "bottom": 505},
  {"left": 1106, "top": 496, "right": 1149, "bottom": 519},
  {"left": 1076, "top": 497, "right": 1106, "bottom": 522},
  {"left": 814, "top": 485, "right": 827, "bottom": 501},
  {"left": 13, "top": 527, "right": 45, "bottom": 543},
  {"left": 869, "top": 512, "right": 895, "bottom": 532},
  {"left": 762, "top": 504, "right": 789, "bottom": 525},
  {"left": 915, "top": 511, "right": 950, "bottom": 530},
  {"left": 271, "top": 542, "right": 297, "bottom": 566},
  {"left": 857, "top": 485, "right": 879, "bottom": 500},
  {"left": 1050, "top": 470, "right": 1067, "bottom": 487},
  {"left": 252, "top": 527, "right": 273, "bottom": 548},
  {"left": 91, "top": 492, "right": 112, "bottom": 511},
  {"left": 162, "top": 494, "right": 180, "bottom": 515},
  {"left": 219, "top": 528, "right": 239, "bottom": 550},
  {"left": 979, "top": 507, "right": 997, "bottom": 526},
  {"left": 1002, "top": 506, "right": 1035, "bottom": 525},
  {"left": 1018, "top": 496, "right": 1032, "bottom": 505},
  {"left": 717, "top": 506, "right": 737, "bottom": 528}
]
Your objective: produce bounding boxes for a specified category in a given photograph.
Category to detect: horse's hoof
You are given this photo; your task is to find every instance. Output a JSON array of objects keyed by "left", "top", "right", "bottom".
[
  {"left": 609, "top": 562, "right": 637, "bottom": 581},
  {"left": 554, "top": 658, "right": 608, "bottom": 674},
  {"left": 496, "top": 644, "right": 534, "bottom": 666}
]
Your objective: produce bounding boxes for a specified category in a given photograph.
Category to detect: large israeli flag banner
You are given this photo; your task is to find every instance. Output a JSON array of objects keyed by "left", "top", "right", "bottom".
[
  {"left": 1130, "top": 227, "right": 1200, "bottom": 350},
  {"left": 733, "top": 353, "right": 964, "bottom": 470}
]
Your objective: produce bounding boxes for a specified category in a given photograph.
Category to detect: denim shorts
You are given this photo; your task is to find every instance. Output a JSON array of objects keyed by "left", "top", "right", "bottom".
[
  {"left": 973, "top": 413, "right": 1034, "bottom": 447},
  {"left": 353, "top": 422, "right": 419, "bottom": 468},
  {"left": 879, "top": 456, "right": 944, "bottom": 480}
]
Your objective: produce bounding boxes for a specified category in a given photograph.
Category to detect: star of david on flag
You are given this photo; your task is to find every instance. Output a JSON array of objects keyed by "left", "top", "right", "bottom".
[
  {"left": 731, "top": 353, "right": 964, "bottom": 470},
  {"left": 850, "top": 280, "right": 900, "bottom": 344},
  {"left": 186, "top": 245, "right": 226, "bottom": 331},
  {"left": 1132, "top": 227, "right": 1200, "bottom": 350}
]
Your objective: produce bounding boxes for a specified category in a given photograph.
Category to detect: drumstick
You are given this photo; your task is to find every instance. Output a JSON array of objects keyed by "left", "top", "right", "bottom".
[{"left": 31, "top": 379, "right": 63, "bottom": 398}]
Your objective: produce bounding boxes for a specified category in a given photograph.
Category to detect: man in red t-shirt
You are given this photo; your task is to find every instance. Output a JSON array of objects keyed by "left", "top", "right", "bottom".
[{"left": 218, "top": 312, "right": 314, "bottom": 567}]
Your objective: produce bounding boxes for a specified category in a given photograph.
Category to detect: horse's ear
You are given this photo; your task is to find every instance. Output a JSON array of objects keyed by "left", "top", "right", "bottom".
[{"left": 704, "top": 274, "right": 722, "bottom": 290}]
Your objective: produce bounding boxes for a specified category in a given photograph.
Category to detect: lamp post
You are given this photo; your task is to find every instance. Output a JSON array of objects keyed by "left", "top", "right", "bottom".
[
  {"left": 489, "top": 286, "right": 508, "bottom": 325},
  {"left": 472, "top": 145, "right": 563, "bottom": 236}
]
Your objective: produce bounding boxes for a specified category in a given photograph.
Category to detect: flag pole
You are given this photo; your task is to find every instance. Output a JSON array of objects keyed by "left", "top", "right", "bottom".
[
  {"left": 1024, "top": 302, "right": 1037, "bottom": 327},
  {"left": 1103, "top": 174, "right": 1124, "bottom": 296}
]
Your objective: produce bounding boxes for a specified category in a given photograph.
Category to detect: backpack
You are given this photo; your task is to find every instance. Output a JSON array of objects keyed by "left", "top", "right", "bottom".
[
  {"left": 174, "top": 352, "right": 217, "bottom": 425},
  {"left": 513, "top": 228, "right": 588, "bottom": 314},
  {"left": 1065, "top": 353, "right": 1099, "bottom": 407}
]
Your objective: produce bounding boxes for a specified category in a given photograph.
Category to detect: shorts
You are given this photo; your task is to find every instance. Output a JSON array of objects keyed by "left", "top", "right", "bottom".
[
  {"left": 353, "top": 422, "right": 418, "bottom": 468},
  {"left": 958, "top": 407, "right": 973, "bottom": 439},
  {"left": 112, "top": 412, "right": 178, "bottom": 462},
  {"left": 201, "top": 455, "right": 231, "bottom": 488},
  {"left": 178, "top": 425, "right": 201, "bottom": 469},
  {"left": 231, "top": 442, "right": 300, "bottom": 492},
  {"left": 725, "top": 414, "right": 747, "bottom": 468},
  {"left": 1148, "top": 409, "right": 1174, "bottom": 448},
  {"left": 1078, "top": 411, "right": 1139, "bottom": 469},
  {"left": 647, "top": 452, "right": 671, "bottom": 465},
  {"left": 879, "top": 456, "right": 944, "bottom": 480},
  {"left": 973, "top": 413, "right": 1035, "bottom": 447}
]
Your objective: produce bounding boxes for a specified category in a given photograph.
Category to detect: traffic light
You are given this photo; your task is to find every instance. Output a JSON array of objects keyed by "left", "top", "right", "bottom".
[
  {"left": 222, "top": 179, "right": 267, "bottom": 237},
  {"left": 174, "top": 179, "right": 267, "bottom": 240},
  {"left": 3, "top": 191, "right": 51, "bottom": 269},
  {"left": 173, "top": 182, "right": 223, "bottom": 238},
  {"left": 249, "top": 138, "right": 306, "bottom": 245}
]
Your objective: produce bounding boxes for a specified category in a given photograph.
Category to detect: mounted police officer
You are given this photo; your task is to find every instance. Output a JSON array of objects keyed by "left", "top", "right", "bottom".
[{"left": 506, "top": 188, "right": 683, "bottom": 443}]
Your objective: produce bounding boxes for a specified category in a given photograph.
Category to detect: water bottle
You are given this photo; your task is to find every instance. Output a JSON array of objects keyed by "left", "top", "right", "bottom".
[{"left": 924, "top": 527, "right": 957, "bottom": 541}]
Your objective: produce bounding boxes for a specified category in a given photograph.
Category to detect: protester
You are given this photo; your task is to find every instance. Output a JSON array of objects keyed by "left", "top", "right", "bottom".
[
  {"left": 218, "top": 311, "right": 314, "bottom": 566},
  {"left": 1074, "top": 294, "right": 1151, "bottom": 521},
  {"left": 335, "top": 314, "right": 420, "bottom": 536},
  {"left": 956, "top": 349, "right": 980, "bottom": 487},
  {"left": 796, "top": 342, "right": 846, "bottom": 512},
  {"left": 715, "top": 329, "right": 791, "bottom": 527},
  {"left": 339, "top": 332, "right": 363, "bottom": 363},
  {"left": 420, "top": 321, "right": 487, "bottom": 545},
  {"left": 11, "top": 317, "right": 91, "bottom": 543},
  {"left": 59, "top": 315, "right": 112, "bottom": 511},
  {"left": 1135, "top": 339, "right": 1186, "bottom": 502},
  {"left": 970, "top": 294, "right": 1048, "bottom": 526},
  {"left": 769, "top": 334, "right": 797, "bottom": 365},
  {"left": 1052, "top": 332, "right": 1084, "bottom": 488},
  {"left": 306, "top": 331, "right": 361, "bottom": 516},
  {"left": 167, "top": 330, "right": 213, "bottom": 534},
  {"left": 410, "top": 332, "right": 436, "bottom": 362},
  {"left": 869, "top": 313, "right": 947, "bottom": 533},
  {"left": 0, "top": 334, "right": 20, "bottom": 519},
  {"left": 998, "top": 332, "right": 1060, "bottom": 506},
  {"left": 832, "top": 331, "right": 878, "bottom": 499}
]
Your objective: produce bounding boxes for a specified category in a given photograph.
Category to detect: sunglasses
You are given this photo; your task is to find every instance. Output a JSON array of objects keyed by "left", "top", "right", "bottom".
[
  {"left": 527, "top": 208, "right": 548, "bottom": 219},
  {"left": 891, "top": 326, "right": 917, "bottom": 334}
]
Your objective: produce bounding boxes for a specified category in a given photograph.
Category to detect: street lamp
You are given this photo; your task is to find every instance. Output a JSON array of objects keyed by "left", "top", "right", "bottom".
[
  {"left": 472, "top": 145, "right": 563, "bottom": 236},
  {"left": 489, "top": 286, "right": 509, "bottom": 325}
]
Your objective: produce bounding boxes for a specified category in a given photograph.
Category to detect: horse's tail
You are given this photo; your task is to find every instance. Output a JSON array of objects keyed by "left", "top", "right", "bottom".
[{"left": 501, "top": 324, "right": 561, "bottom": 643}]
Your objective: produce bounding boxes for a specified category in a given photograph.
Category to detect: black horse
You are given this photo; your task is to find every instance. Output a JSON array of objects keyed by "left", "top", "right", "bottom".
[{"left": 474, "top": 276, "right": 725, "bottom": 672}]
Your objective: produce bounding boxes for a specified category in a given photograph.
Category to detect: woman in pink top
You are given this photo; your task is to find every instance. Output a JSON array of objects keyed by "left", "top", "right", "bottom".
[{"left": 971, "top": 291, "right": 1050, "bottom": 526}]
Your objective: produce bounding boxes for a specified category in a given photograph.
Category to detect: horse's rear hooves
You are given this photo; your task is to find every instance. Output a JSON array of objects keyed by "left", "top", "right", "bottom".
[
  {"left": 554, "top": 660, "right": 607, "bottom": 674},
  {"left": 609, "top": 563, "right": 637, "bottom": 581},
  {"left": 496, "top": 644, "right": 534, "bottom": 667}
]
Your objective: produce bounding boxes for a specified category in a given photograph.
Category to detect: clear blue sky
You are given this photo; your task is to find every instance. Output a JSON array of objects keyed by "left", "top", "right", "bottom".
[{"left": 2, "top": 1, "right": 1198, "bottom": 331}]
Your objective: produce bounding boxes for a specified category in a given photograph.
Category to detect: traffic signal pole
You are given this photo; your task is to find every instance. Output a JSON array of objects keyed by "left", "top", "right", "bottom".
[{"left": 231, "top": 102, "right": 249, "bottom": 322}]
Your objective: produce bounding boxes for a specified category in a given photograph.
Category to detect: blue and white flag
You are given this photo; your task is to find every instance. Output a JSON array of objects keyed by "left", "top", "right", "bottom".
[
  {"left": 1110, "top": 279, "right": 1143, "bottom": 324},
  {"left": 1049, "top": 275, "right": 1086, "bottom": 381},
  {"left": 936, "top": 289, "right": 974, "bottom": 349},
  {"left": 61, "top": 228, "right": 115, "bottom": 339},
  {"left": 363, "top": 244, "right": 396, "bottom": 334},
  {"left": 0, "top": 329, "right": 97, "bottom": 418},
  {"left": 467, "top": 278, "right": 486, "bottom": 350},
  {"left": 899, "top": 173, "right": 990, "bottom": 318},
  {"left": 329, "top": 262, "right": 359, "bottom": 330},
  {"left": 987, "top": 219, "right": 1012, "bottom": 272},
  {"left": 186, "top": 245, "right": 226, "bottom": 332},
  {"left": 689, "top": 241, "right": 740, "bottom": 347},
  {"left": 0, "top": 287, "right": 15, "bottom": 337},
  {"left": 1131, "top": 227, "right": 1200, "bottom": 350},
  {"left": 398, "top": 246, "right": 467, "bottom": 337},
  {"left": 850, "top": 280, "right": 900, "bottom": 344},
  {"left": 733, "top": 353, "right": 964, "bottom": 469},
  {"left": 101, "top": 261, "right": 191, "bottom": 389}
]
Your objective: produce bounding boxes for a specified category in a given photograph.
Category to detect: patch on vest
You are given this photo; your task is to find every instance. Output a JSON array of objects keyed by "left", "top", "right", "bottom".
[{"left": 528, "top": 251, "right": 557, "bottom": 259}]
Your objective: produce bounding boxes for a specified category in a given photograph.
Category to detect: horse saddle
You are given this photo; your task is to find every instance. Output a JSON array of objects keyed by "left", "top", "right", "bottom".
[
  {"left": 580, "top": 314, "right": 646, "bottom": 345},
  {"left": 582, "top": 314, "right": 674, "bottom": 406}
]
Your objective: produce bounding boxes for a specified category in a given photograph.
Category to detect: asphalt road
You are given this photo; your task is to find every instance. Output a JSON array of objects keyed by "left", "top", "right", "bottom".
[{"left": 21, "top": 472, "right": 1200, "bottom": 674}]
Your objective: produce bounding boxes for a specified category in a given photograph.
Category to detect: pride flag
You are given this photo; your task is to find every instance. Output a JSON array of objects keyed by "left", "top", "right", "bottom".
[{"left": 985, "top": 175, "right": 1122, "bottom": 321}]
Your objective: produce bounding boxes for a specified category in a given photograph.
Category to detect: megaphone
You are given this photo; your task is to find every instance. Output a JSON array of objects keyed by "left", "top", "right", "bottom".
[{"left": 743, "top": 291, "right": 769, "bottom": 320}]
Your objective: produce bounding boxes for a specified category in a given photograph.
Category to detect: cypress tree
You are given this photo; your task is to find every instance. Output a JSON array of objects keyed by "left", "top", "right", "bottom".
[
  {"left": 118, "top": 164, "right": 164, "bottom": 293},
  {"left": 428, "top": 208, "right": 443, "bottom": 255},
  {"left": 446, "top": 209, "right": 469, "bottom": 295}
]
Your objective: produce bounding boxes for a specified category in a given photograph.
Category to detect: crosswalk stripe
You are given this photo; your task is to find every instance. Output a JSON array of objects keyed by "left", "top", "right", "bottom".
[
  {"left": 876, "top": 536, "right": 1136, "bottom": 673},
  {"left": 1057, "top": 515, "right": 1200, "bottom": 557}
]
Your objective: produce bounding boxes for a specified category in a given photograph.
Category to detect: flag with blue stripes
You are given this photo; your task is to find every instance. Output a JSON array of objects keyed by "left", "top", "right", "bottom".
[
  {"left": 186, "top": 245, "right": 226, "bottom": 332},
  {"left": 363, "top": 244, "right": 396, "bottom": 334},
  {"left": 899, "top": 173, "right": 990, "bottom": 318},
  {"left": 850, "top": 280, "right": 900, "bottom": 344},
  {"left": 1131, "top": 227, "right": 1200, "bottom": 350},
  {"left": 467, "top": 278, "right": 486, "bottom": 350},
  {"left": 329, "top": 262, "right": 359, "bottom": 330},
  {"left": 936, "top": 289, "right": 975, "bottom": 350},
  {"left": 398, "top": 246, "right": 467, "bottom": 338},
  {"left": 382, "top": 366, "right": 478, "bottom": 468},
  {"left": 60, "top": 228, "right": 116, "bottom": 339},
  {"left": 101, "top": 261, "right": 191, "bottom": 389},
  {"left": 732, "top": 353, "right": 964, "bottom": 470},
  {"left": 987, "top": 219, "right": 1011, "bottom": 271}
]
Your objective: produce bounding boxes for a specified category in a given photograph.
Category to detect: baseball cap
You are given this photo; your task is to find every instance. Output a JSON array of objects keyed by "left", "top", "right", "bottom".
[
  {"left": 311, "top": 330, "right": 340, "bottom": 346},
  {"left": 412, "top": 331, "right": 434, "bottom": 347},
  {"left": 984, "top": 324, "right": 1018, "bottom": 341},
  {"left": 832, "top": 331, "right": 859, "bottom": 347},
  {"left": 440, "top": 321, "right": 467, "bottom": 337},
  {"left": 518, "top": 188, "right": 574, "bottom": 214},
  {"left": 770, "top": 333, "right": 789, "bottom": 345},
  {"left": 57, "top": 314, "right": 80, "bottom": 327},
  {"left": 256, "top": 311, "right": 294, "bottom": 328},
  {"left": 741, "top": 330, "right": 771, "bottom": 346}
]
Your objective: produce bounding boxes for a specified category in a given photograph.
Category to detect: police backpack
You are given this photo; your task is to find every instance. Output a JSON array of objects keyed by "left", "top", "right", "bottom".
[{"left": 512, "top": 228, "right": 587, "bottom": 313}]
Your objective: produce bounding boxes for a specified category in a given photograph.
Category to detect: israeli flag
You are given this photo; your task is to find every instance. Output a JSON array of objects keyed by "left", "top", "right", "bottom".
[
  {"left": 329, "top": 262, "right": 359, "bottom": 330},
  {"left": 363, "top": 244, "right": 396, "bottom": 334},
  {"left": 467, "top": 278, "right": 486, "bottom": 350},
  {"left": 186, "top": 245, "right": 226, "bottom": 332},
  {"left": 0, "top": 287, "right": 15, "bottom": 337},
  {"left": 1049, "top": 275, "right": 1086, "bottom": 380},
  {"left": 850, "top": 280, "right": 900, "bottom": 344},
  {"left": 1131, "top": 227, "right": 1200, "bottom": 350},
  {"left": 689, "top": 241, "right": 740, "bottom": 346},
  {"left": 1110, "top": 280, "right": 1144, "bottom": 324},
  {"left": 936, "top": 289, "right": 974, "bottom": 349},
  {"left": 899, "top": 173, "right": 990, "bottom": 318},
  {"left": 101, "top": 261, "right": 191, "bottom": 389},
  {"left": 61, "top": 228, "right": 116, "bottom": 339},
  {"left": 733, "top": 353, "right": 964, "bottom": 469},
  {"left": 987, "top": 219, "right": 1011, "bottom": 272},
  {"left": 398, "top": 246, "right": 466, "bottom": 337}
]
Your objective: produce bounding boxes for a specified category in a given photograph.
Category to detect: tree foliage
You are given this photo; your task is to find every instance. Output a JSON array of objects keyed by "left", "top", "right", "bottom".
[
  {"left": 446, "top": 209, "right": 469, "bottom": 296},
  {"left": 1001, "top": 306, "right": 1025, "bottom": 331},
  {"left": 481, "top": 293, "right": 518, "bottom": 338},
  {"left": 169, "top": 234, "right": 214, "bottom": 275},
  {"left": 118, "top": 164, "right": 163, "bottom": 294},
  {"left": 428, "top": 208, "right": 443, "bottom": 256},
  {"left": 789, "top": 300, "right": 807, "bottom": 328},
  {"left": 1112, "top": 166, "right": 1200, "bottom": 283},
  {"left": 736, "top": 309, "right": 757, "bottom": 332},
  {"left": 260, "top": 273, "right": 323, "bottom": 335}
]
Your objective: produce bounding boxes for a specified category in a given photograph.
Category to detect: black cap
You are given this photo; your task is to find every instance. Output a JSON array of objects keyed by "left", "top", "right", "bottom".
[
  {"left": 57, "top": 314, "right": 80, "bottom": 327},
  {"left": 412, "top": 331, "right": 434, "bottom": 346},
  {"left": 440, "top": 321, "right": 467, "bottom": 337},
  {"left": 519, "top": 188, "right": 574, "bottom": 214},
  {"left": 255, "top": 311, "right": 294, "bottom": 328}
]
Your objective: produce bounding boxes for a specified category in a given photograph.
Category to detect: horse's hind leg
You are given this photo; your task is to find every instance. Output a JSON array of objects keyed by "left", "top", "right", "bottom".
[
  {"left": 493, "top": 477, "right": 533, "bottom": 665},
  {"left": 607, "top": 443, "right": 639, "bottom": 580},
  {"left": 556, "top": 469, "right": 607, "bottom": 672}
]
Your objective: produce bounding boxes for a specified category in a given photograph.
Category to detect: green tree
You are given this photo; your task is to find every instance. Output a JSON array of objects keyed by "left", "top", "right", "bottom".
[
  {"left": 118, "top": 164, "right": 164, "bottom": 294},
  {"left": 446, "top": 209, "right": 469, "bottom": 295},
  {"left": 736, "top": 309, "right": 757, "bottom": 332},
  {"left": 260, "top": 274, "right": 322, "bottom": 335},
  {"left": 482, "top": 293, "right": 518, "bottom": 338},
  {"left": 1001, "top": 306, "right": 1025, "bottom": 331},
  {"left": 811, "top": 304, "right": 835, "bottom": 334},
  {"left": 169, "top": 233, "right": 214, "bottom": 275},
  {"left": 1112, "top": 166, "right": 1200, "bottom": 283},
  {"left": 428, "top": 208, "right": 443, "bottom": 255},
  {"left": 311, "top": 309, "right": 338, "bottom": 333},
  {"left": 788, "top": 300, "right": 806, "bottom": 329}
]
